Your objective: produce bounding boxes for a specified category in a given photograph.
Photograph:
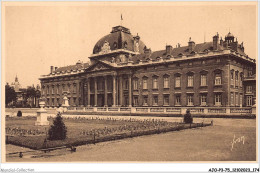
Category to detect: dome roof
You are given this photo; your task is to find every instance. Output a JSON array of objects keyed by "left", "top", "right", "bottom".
[
  {"left": 226, "top": 32, "right": 234, "bottom": 38},
  {"left": 93, "top": 26, "right": 146, "bottom": 54}
]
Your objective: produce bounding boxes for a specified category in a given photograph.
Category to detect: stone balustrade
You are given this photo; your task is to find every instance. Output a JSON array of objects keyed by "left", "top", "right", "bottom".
[{"left": 66, "top": 106, "right": 253, "bottom": 116}]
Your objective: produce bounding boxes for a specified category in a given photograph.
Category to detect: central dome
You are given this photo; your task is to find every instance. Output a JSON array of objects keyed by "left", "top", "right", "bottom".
[{"left": 93, "top": 26, "right": 146, "bottom": 54}]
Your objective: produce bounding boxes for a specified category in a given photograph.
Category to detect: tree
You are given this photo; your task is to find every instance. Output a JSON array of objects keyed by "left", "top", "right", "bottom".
[
  {"left": 25, "top": 86, "right": 36, "bottom": 107},
  {"left": 5, "top": 83, "right": 17, "bottom": 107},
  {"left": 48, "top": 113, "right": 67, "bottom": 140}
]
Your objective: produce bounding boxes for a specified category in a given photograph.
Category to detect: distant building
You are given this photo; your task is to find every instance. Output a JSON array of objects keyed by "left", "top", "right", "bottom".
[
  {"left": 10, "top": 76, "right": 41, "bottom": 107},
  {"left": 10, "top": 75, "right": 25, "bottom": 105},
  {"left": 39, "top": 25, "right": 256, "bottom": 108}
]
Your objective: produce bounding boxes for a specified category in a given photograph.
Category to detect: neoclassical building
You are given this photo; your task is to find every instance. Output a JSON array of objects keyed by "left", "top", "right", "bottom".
[{"left": 39, "top": 25, "right": 256, "bottom": 108}]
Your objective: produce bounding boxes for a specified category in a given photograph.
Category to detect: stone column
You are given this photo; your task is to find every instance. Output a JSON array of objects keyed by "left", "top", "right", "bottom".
[
  {"left": 128, "top": 75, "right": 132, "bottom": 107},
  {"left": 120, "top": 75, "right": 123, "bottom": 106},
  {"left": 104, "top": 76, "right": 108, "bottom": 107},
  {"left": 112, "top": 75, "right": 116, "bottom": 107},
  {"left": 94, "top": 77, "right": 97, "bottom": 107},
  {"left": 87, "top": 78, "right": 91, "bottom": 107}
]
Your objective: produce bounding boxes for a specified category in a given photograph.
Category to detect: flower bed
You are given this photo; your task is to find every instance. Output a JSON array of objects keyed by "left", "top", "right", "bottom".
[{"left": 6, "top": 116, "right": 211, "bottom": 150}]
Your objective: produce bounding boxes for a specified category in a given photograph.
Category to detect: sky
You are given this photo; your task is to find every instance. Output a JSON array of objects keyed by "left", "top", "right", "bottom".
[{"left": 3, "top": 1, "right": 257, "bottom": 88}]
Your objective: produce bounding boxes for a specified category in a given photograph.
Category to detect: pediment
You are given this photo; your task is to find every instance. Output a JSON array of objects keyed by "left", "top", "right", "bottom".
[{"left": 86, "top": 61, "right": 113, "bottom": 72}]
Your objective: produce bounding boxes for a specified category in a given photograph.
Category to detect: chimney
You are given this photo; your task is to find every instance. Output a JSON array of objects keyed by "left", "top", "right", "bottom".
[
  {"left": 240, "top": 42, "right": 244, "bottom": 52},
  {"left": 166, "top": 45, "right": 173, "bottom": 55},
  {"left": 188, "top": 37, "right": 195, "bottom": 52},
  {"left": 50, "top": 66, "right": 54, "bottom": 73},
  {"left": 213, "top": 33, "right": 219, "bottom": 50},
  {"left": 220, "top": 37, "right": 223, "bottom": 47},
  {"left": 55, "top": 67, "right": 58, "bottom": 71},
  {"left": 133, "top": 34, "right": 140, "bottom": 52},
  {"left": 144, "top": 48, "right": 151, "bottom": 59}
]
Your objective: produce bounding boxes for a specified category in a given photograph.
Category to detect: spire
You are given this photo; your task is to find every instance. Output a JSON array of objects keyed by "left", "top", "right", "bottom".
[{"left": 15, "top": 75, "right": 18, "bottom": 82}]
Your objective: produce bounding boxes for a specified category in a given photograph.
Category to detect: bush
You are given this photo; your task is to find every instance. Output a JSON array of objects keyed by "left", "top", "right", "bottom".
[
  {"left": 48, "top": 113, "right": 67, "bottom": 140},
  {"left": 184, "top": 110, "right": 193, "bottom": 124},
  {"left": 17, "top": 110, "right": 22, "bottom": 117}
]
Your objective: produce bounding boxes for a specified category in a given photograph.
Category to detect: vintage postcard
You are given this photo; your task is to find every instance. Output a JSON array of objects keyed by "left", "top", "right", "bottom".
[{"left": 1, "top": 1, "right": 258, "bottom": 172}]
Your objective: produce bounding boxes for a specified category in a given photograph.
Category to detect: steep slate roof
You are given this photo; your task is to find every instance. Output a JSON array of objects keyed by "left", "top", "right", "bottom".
[
  {"left": 131, "top": 42, "right": 247, "bottom": 63},
  {"left": 93, "top": 26, "right": 146, "bottom": 54},
  {"left": 54, "top": 63, "right": 90, "bottom": 73}
]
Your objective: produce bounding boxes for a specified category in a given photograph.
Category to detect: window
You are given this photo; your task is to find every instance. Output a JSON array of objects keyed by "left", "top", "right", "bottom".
[
  {"left": 47, "top": 98, "right": 49, "bottom": 106},
  {"left": 56, "top": 85, "right": 59, "bottom": 94},
  {"left": 248, "top": 67, "right": 253, "bottom": 76},
  {"left": 246, "top": 85, "right": 252, "bottom": 93},
  {"left": 231, "top": 93, "right": 234, "bottom": 105},
  {"left": 153, "top": 77, "right": 158, "bottom": 89},
  {"left": 187, "top": 75, "right": 194, "bottom": 87},
  {"left": 200, "top": 94, "right": 207, "bottom": 106},
  {"left": 215, "top": 93, "right": 222, "bottom": 106},
  {"left": 42, "top": 87, "right": 45, "bottom": 95},
  {"left": 62, "top": 84, "right": 65, "bottom": 93},
  {"left": 240, "top": 94, "right": 243, "bottom": 107},
  {"left": 52, "top": 98, "right": 54, "bottom": 106},
  {"left": 153, "top": 96, "right": 158, "bottom": 106},
  {"left": 133, "top": 79, "right": 138, "bottom": 90},
  {"left": 73, "top": 84, "right": 77, "bottom": 93},
  {"left": 235, "top": 72, "right": 238, "bottom": 87},
  {"left": 133, "top": 96, "right": 138, "bottom": 106},
  {"left": 57, "top": 98, "right": 60, "bottom": 105},
  {"left": 51, "top": 86, "right": 54, "bottom": 94},
  {"left": 235, "top": 93, "right": 239, "bottom": 106},
  {"left": 202, "top": 60, "right": 206, "bottom": 65},
  {"left": 143, "top": 78, "right": 148, "bottom": 90},
  {"left": 73, "top": 97, "right": 77, "bottom": 106},
  {"left": 98, "top": 80, "right": 103, "bottom": 91},
  {"left": 240, "top": 74, "right": 243, "bottom": 87},
  {"left": 187, "top": 95, "right": 193, "bottom": 106},
  {"left": 47, "top": 86, "right": 49, "bottom": 94},
  {"left": 188, "top": 62, "right": 193, "bottom": 66},
  {"left": 175, "top": 95, "right": 181, "bottom": 105},
  {"left": 215, "top": 73, "right": 222, "bottom": 85},
  {"left": 163, "top": 76, "right": 169, "bottom": 88},
  {"left": 124, "top": 80, "right": 129, "bottom": 90},
  {"left": 163, "top": 95, "right": 169, "bottom": 106},
  {"left": 246, "top": 96, "right": 253, "bottom": 106},
  {"left": 200, "top": 74, "right": 207, "bottom": 86},
  {"left": 175, "top": 76, "right": 181, "bottom": 88},
  {"left": 67, "top": 84, "right": 70, "bottom": 92},
  {"left": 143, "top": 96, "right": 148, "bottom": 106},
  {"left": 216, "top": 58, "right": 221, "bottom": 63},
  {"left": 231, "top": 71, "right": 234, "bottom": 86}
]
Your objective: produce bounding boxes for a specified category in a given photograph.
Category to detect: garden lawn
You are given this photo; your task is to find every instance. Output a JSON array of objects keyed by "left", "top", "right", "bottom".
[{"left": 6, "top": 116, "right": 209, "bottom": 150}]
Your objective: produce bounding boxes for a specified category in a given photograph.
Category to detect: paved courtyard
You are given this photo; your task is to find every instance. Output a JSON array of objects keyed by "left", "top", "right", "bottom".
[{"left": 5, "top": 117, "right": 256, "bottom": 162}]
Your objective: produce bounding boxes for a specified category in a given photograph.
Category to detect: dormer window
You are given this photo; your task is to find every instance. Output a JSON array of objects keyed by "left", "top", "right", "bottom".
[
  {"left": 203, "top": 49, "right": 209, "bottom": 53},
  {"left": 113, "top": 42, "right": 118, "bottom": 49},
  {"left": 190, "top": 51, "right": 196, "bottom": 55},
  {"left": 178, "top": 53, "right": 183, "bottom": 57},
  {"left": 123, "top": 41, "right": 128, "bottom": 49}
]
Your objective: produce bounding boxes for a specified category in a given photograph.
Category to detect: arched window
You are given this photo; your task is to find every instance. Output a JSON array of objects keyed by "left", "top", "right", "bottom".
[
  {"left": 113, "top": 42, "right": 118, "bottom": 49},
  {"left": 124, "top": 41, "right": 128, "bottom": 49}
]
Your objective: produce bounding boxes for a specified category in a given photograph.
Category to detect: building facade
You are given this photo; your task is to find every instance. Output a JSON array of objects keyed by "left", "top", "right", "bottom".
[{"left": 39, "top": 25, "right": 256, "bottom": 108}]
